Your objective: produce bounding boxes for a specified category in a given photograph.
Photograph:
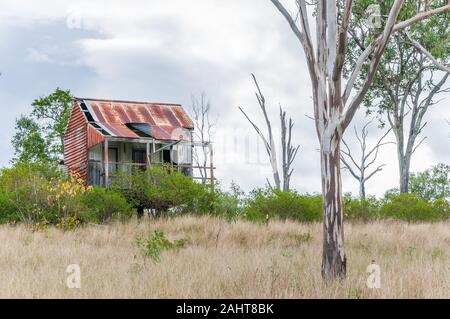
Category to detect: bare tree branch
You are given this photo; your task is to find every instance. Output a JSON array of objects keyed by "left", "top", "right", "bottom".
[
  {"left": 240, "top": 75, "right": 282, "bottom": 189},
  {"left": 333, "top": 0, "right": 354, "bottom": 81},
  {"left": 340, "top": 155, "right": 360, "bottom": 180},
  {"left": 190, "top": 93, "right": 215, "bottom": 185},
  {"left": 412, "top": 136, "right": 427, "bottom": 153},
  {"left": 270, "top": 0, "right": 320, "bottom": 134},
  {"left": 280, "top": 105, "right": 300, "bottom": 191},
  {"left": 341, "top": 120, "right": 392, "bottom": 198},
  {"left": 241, "top": 74, "right": 300, "bottom": 191},
  {"left": 238, "top": 107, "right": 272, "bottom": 157},
  {"left": 364, "top": 164, "right": 387, "bottom": 182},
  {"left": 392, "top": 4, "right": 450, "bottom": 32},
  {"left": 364, "top": 127, "right": 393, "bottom": 163},
  {"left": 270, "top": 0, "right": 317, "bottom": 77},
  {"left": 341, "top": 138, "right": 361, "bottom": 170},
  {"left": 404, "top": 31, "right": 450, "bottom": 73}
]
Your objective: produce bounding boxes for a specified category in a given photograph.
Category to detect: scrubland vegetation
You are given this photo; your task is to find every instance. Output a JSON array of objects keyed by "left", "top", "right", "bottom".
[{"left": 0, "top": 163, "right": 448, "bottom": 228}]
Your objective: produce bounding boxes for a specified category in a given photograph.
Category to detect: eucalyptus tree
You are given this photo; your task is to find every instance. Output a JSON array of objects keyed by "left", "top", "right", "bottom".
[
  {"left": 346, "top": 0, "right": 450, "bottom": 193},
  {"left": 409, "top": 163, "right": 450, "bottom": 200},
  {"left": 269, "top": 0, "right": 450, "bottom": 280},
  {"left": 31, "top": 88, "right": 74, "bottom": 157},
  {"left": 11, "top": 116, "right": 51, "bottom": 164},
  {"left": 11, "top": 88, "right": 74, "bottom": 163}
]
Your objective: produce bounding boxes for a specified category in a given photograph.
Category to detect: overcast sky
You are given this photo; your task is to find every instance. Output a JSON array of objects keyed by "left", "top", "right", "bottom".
[{"left": 0, "top": 0, "right": 449, "bottom": 196}]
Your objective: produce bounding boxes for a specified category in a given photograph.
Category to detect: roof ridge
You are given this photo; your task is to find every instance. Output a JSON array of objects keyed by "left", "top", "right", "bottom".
[{"left": 75, "top": 97, "right": 182, "bottom": 106}]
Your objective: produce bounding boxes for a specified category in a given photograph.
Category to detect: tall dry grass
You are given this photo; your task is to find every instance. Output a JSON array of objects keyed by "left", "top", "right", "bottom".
[{"left": 0, "top": 216, "right": 448, "bottom": 298}]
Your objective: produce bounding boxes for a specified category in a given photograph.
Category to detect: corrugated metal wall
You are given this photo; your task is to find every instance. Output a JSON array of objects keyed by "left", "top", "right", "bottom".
[
  {"left": 87, "top": 124, "right": 105, "bottom": 149},
  {"left": 63, "top": 103, "right": 89, "bottom": 182}
]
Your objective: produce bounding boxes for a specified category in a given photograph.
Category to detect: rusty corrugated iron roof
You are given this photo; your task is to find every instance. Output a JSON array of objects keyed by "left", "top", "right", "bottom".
[{"left": 75, "top": 98, "right": 193, "bottom": 141}]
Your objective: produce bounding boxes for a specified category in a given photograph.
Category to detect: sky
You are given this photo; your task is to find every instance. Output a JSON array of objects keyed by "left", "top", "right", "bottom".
[{"left": 0, "top": 0, "right": 449, "bottom": 196}]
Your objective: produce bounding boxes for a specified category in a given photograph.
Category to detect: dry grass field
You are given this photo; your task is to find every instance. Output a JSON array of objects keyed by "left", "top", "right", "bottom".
[{"left": 0, "top": 216, "right": 448, "bottom": 298}]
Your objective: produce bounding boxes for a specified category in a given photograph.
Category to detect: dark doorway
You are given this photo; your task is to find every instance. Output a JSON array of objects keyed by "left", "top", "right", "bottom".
[
  {"left": 132, "top": 149, "right": 146, "bottom": 170},
  {"left": 163, "top": 149, "right": 171, "bottom": 163}
]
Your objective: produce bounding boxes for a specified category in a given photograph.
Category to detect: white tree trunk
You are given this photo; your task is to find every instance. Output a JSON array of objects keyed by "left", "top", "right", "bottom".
[{"left": 269, "top": 0, "right": 450, "bottom": 281}]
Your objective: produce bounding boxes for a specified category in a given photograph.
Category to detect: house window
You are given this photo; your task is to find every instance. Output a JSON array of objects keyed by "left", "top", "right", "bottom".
[
  {"left": 173, "top": 143, "right": 192, "bottom": 164},
  {"left": 125, "top": 123, "right": 152, "bottom": 137}
]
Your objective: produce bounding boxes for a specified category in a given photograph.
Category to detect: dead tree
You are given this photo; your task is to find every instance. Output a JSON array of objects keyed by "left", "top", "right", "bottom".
[
  {"left": 239, "top": 74, "right": 280, "bottom": 189},
  {"left": 190, "top": 93, "right": 215, "bottom": 185},
  {"left": 341, "top": 120, "right": 393, "bottom": 199},
  {"left": 269, "top": 0, "right": 450, "bottom": 280},
  {"left": 280, "top": 107, "right": 300, "bottom": 191},
  {"left": 239, "top": 74, "right": 299, "bottom": 191}
]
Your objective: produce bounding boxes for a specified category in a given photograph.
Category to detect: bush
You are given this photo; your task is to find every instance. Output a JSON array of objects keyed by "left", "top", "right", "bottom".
[
  {"left": 46, "top": 171, "right": 92, "bottom": 223},
  {"left": 1, "top": 163, "right": 447, "bottom": 225},
  {"left": 0, "top": 163, "right": 63, "bottom": 224},
  {"left": 241, "top": 189, "right": 448, "bottom": 223},
  {"left": 430, "top": 198, "right": 449, "bottom": 220},
  {"left": 77, "top": 187, "right": 133, "bottom": 223},
  {"left": 136, "top": 229, "right": 187, "bottom": 262},
  {"left": 344, "top": 195, "right": 380, "bottom": 221},
  {"left": 379, "top": 193, "right": 446, "bottom": 222},
  {"left": 0, "top": 163, "right": 133, "bottom": 226},
  {"left": 0, "top": 191, "right": 19, "bottom": 223},
  {"left": 111, "top": 166, "right": 215, "bottom": 215},
  {"left": 297, "top": 193, "right": 323, "bottom": 221},
  {"left": 243, "top": 188, "right": 322, "bottom": 223},
  {"left": 210, "top": 182, "right": 245, "bottom": 222},
  {"left": 409, "top": 163, "right": 450, "bottom": 200}
]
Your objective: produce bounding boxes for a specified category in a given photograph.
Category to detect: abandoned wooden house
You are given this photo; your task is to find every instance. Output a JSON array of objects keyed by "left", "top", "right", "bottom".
[{"left": 63, "top": 98, "right": 214, "bottom": 187}]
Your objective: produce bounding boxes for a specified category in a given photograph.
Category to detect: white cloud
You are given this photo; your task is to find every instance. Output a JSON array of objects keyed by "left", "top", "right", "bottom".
[
  {"left": 25, "top": 48, "right": 52, "bottom": 63},
  {"left": 0, "top": 0, "right": 448, "bottom": 196}
]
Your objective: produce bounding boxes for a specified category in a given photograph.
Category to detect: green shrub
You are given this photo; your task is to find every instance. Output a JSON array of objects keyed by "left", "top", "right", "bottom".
[
  {"left": 2, "top": 162, "right": 448, "bottom": 225},
  {"left": 297, "top": 194, "right": 323, "bottom": 221},
  {"left": 210, "top": 182, "right": 245, "bottom": 222},
  {"left": 409, "top": 163, "right": 450, "bottom": 200},
  {"left": 344, "top": 195, "right": 380, "bottom": 221},
  {"left": 136, "top": 229, "right": 187, "bottom": 262},
  {"left": 149, "top": 168, "right": 215, "bottom": 214},
  {"left": 431, "top": 198, "right": 449, "bottom": 220},
  {"left": 0, "top": 163, "right": 62, "bottom": 224},
  {"left": 111, "top": 166, "right": 215, "bottom": 215},
  {"left": 77, "top": 187, "right": 133, "bottom": 223},
  {"left": 55, "top": 216, "right": 82, "bottom": 231},
  {"left": 243, "top": 188, "right": 322, "bottom": 223},
  {"left": 0, "top": 163, "right": 133, "bottom": 226},
  {"left": 379, "top": 193, "right": 445, "bottom": 222},
  {"left": 0, "top": 191, "right": 19, "bottom": 223}
]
